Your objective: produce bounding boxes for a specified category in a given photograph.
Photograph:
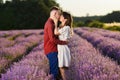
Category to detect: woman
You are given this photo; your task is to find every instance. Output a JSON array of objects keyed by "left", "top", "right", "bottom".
[{"left": 53, "top": 11, "right": 73, "bottom": 80}]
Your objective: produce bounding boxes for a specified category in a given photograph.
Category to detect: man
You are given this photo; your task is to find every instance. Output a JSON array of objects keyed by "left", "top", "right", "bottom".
[{"left": 44, "top": 6, "right": 67, "bottom": 79}]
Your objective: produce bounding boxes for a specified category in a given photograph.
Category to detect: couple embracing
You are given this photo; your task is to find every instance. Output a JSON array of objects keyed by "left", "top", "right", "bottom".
[{"left": 44, "top": 6, "right": 73, "bottom": 80}]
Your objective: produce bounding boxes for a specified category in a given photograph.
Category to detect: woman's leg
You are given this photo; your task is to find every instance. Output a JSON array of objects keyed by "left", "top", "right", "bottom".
[
  {"left": 59, "top": 67, "right": 69, "bottom": 80},
  {"left": 60, "top": 67, "right": 66, "bottom": 80}
]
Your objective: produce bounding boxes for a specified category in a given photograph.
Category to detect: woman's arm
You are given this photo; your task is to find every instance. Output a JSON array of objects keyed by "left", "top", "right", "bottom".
[
  {"left": 54, "top": 24, "right": 60, "bottom": 35},
  {"left": 53, "top": 17, "right": 60, "bottom": 35}
]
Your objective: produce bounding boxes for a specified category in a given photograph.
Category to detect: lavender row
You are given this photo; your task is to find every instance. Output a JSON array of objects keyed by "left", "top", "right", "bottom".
[
  {"left": 0, "top": 30, "right": 44, "bottom": 48},
  {"left": 79, "top": 27, "right": 120, "bottom": 41},
  {"left": 0, "top": 38, "right": 15, "bottom": 48},
  {"left": 74, "top": 28, "right": 120, "bottom": 64},
  {"left": 0, "top": 30, "right": 44, "bottom": 38},
  {"left": 69, "top": 33, "right": 120, "bottom": 80},
  {"left": 0, "top": 35, "right": 43, "bottom": 74},
  {"left": 0, "top": 43, "right": 53, "bottom": 80}
]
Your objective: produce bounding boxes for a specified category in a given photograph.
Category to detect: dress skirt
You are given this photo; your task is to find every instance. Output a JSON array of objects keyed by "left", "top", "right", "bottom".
[{"left": 57, "top": 45, "right": 71, "bottom": 67}]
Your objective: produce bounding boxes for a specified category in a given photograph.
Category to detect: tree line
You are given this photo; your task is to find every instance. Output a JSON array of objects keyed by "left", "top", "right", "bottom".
[
  {"left": 74, "top": 11, "right": 120, "bottom": 27},
  {"left": 0, "top": 0, "right": 59, "bottom": 30}
]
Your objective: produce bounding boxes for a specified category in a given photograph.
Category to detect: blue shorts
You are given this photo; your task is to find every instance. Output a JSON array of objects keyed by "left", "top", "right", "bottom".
[{"left": 47, "top": 52, "right": 58, "bottom": 78}]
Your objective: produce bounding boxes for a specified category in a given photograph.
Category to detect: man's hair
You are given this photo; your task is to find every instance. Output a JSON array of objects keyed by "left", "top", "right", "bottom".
[{"left": 50, "top": 6, "right": 60, "bottom": 11}]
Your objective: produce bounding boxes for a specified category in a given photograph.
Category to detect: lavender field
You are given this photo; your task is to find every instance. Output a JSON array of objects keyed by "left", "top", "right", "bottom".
[{"left": 0, "top": 28, "right": 120, "bottom": 80}]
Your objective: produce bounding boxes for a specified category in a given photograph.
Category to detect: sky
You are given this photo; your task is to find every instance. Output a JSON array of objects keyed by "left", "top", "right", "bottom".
[
  {"left": 3, "top": 0, "right": 120, "bottom": 17},
  {"left": 56, "top": 0, "right": 120, "bottom": 17}
]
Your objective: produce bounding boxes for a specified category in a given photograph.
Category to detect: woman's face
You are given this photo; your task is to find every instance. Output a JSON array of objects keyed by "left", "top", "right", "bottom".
[{"left": 59, "top": 15, "right": 65, "bottom": 22}]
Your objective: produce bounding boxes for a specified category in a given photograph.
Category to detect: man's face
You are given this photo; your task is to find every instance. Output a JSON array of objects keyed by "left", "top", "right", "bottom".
[{"left": 55, "top": 10, "right": 61, "bottom": 20}]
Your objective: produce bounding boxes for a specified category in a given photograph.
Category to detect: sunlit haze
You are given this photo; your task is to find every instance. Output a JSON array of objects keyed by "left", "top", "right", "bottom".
[{"left": 56, "top": 0, "right": 120, "bottom": 17}]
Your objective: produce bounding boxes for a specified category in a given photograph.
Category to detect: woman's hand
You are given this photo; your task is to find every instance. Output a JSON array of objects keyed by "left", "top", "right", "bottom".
[
  {"left": 53, "top": 16, "right": 58, "bottom": 27},
  {"left": 53, "top": 16, "right": 60, "bottom": 35}
]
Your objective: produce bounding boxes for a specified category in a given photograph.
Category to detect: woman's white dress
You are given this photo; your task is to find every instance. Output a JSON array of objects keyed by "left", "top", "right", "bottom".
[{"left": 57, "top": 26, "right": 71, "bottom": 67}]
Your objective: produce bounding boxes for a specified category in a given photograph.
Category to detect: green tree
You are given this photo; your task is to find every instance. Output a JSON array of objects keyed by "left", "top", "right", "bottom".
[
  {"left": 76, "top": 21, "right": 85, "bottom": 27},
  {"left": 88, "top": 20, "right": 104, "bottom": 28},
  {"left": 0, "top": 0, "right": 3, "bottom": 3},
  {"left": 0, "top": 0, "right": 59, "bottom": 30},
  {"left": 100, "top": 11, "right": 120, "bottom": 23},
  {"left": 12, "top": 0, "right": 20, "bottom": 2}
]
